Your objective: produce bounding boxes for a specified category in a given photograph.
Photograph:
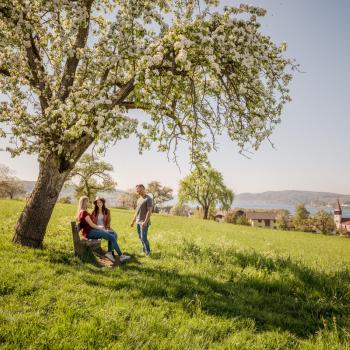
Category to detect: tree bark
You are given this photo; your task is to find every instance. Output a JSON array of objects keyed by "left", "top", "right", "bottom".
[
  {"left": 12, "top": 130, "right": 93, "bottom": 248},
  {"left": 12, "top": 157, "right": 69, "bottom": 248},
  {"left": 203, "top": 206, "right": 209, "bottom": 220}
]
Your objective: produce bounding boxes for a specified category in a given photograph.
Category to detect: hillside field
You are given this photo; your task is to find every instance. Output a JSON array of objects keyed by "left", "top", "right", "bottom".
[{"left": 0, "top": 199, "right": 349, "bottom": 349}]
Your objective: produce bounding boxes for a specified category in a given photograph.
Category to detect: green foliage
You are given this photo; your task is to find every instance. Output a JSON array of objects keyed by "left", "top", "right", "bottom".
[
  {"left": 66, "top": 154, "right": 116, "bottom": 201},
  {"left": 116, "top": 192, "right": 134, "bottom": 209},
  {"left": 312, "top": 210, "right": 336, "bottom": 234},
  {"left": 170, "top": 203, "right": 191, "bottom": 217},
  {"left": 224, "top": 210, "right": 246, "bottom": 224},
  {"left": 293, "top": 203, "right": 312, "bottom": 232},
  {"left": 146, "top": 181, "right": 173, "bottom": 209},
  {"left": 117, "top": 189, "right": 139, "bottom": 209},
  {"left": 192, "top": 206, "right": 216, "bottom": 220},
  {"left": 276, "top": 210, "right": 290, "bottom": 230},
  {"left": 236, "top": 215, "right": 251, "bottom": 226},
  {"left": 224, "top": 211, "right": 237, "bottom": 224},
  {"left": 58, "top": 196, "right": 72, "bottom": 204},
  {"left": 337, "top": 226, "right": 350, "bottom": 237},
  {"left": 0, "top": 199, "right": 350, "bottom": 349},
  {"left": 179, "top": 167, "right": 234, "bottom": 219}
]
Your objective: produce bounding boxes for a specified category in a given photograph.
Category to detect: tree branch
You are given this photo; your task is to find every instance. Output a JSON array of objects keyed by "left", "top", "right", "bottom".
[
  {"left": 59, "top": 0, "right": 93, "bottom": 102},
  {"left": 110, "top": 75, "right": 136, "bottom": 108},
  {"left": 119, "top": 101, "right": 151, "bottom": 110},
  {"left": 25, "top": 34, "right": 52, "bottom": 110},
  {"left": 0, "top": 67, "right": 10, "bottom": 77}
]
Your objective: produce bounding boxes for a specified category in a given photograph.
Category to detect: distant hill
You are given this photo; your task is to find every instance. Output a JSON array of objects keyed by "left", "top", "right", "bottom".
[
  {"left": 234, "top": 190, "right": 350, "bottom": 208},
  {"left": 19, "top": 183, "right": 350, "bottom": 210},
  {"left": 22, "top": 181, "right": 124, "bottom": 206}
]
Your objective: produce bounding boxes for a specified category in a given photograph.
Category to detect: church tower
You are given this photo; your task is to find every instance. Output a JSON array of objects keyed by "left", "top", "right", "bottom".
[{"left": 334, "top": 199, "right": 342, "bottom": 229}]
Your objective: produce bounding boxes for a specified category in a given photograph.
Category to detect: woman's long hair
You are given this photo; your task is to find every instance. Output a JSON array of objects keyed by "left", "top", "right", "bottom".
[
  {"left": 92, "top": 199, "right": 108, "bottom": 218},
  {"left": 76, "top": 196, "right": 89, "bottom": 221}
]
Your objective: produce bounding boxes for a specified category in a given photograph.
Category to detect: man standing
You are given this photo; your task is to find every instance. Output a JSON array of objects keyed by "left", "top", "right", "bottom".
[{"left": 130, "top": 184, "right": 153, "bottom": 256}]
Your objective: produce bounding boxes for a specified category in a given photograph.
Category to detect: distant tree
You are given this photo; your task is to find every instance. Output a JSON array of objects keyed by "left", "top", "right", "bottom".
[
  {"left": 293, "top": 203, "right": 311, "bottom": 232},
  {"left": 192, "top": 206, "right": 216, "bottom": 220},
  {"left": 24, "top": 192, "right": 31, "bottom": 202},
  {"left": 116, "top": 192, "right": 134, "bottom": 209},
  {"left": 337, "top": 226, "right": 350, "bottom": 236},
  {"left": 0, "top": 164, "right": 25, "bottom": 199},
  {"left": 312, "top": 210, "right": 336, "bottom": 234},
  {"left": 179, "top": 167, "right": 234, "bottom": 219},
  {"left": 0, "top": 164, "right": 9, "bottom": 179},
  {"left": 66, "top": 154, "right": 116, "bottom": 202},
  {"left": 236, "top": 215, "right": 251, "bottom": 226},
  {"left": 159, "top": 206, "right": 173, "bottom": 214},
  {"left": 276, "top": 210, "right": 290, "bottom": 230},
  {"left": 224, "top": 210, "right": 246, "bottom": 224},
  {"left": 58, "top": 196, "right": 71, "bottom": 204},
  {"left": 125, "top": 189, "right": 139, "bottom": 209},
  {"left": 170, "top": 203, "right": 191, "bottom": 217},
  {"left": 116, "top": 189, "right": 140, "bottom": 209},
  {"left": 224, "top": 211, "right": 236, "bottom": 224},
  {"left": 146, "top": 181, "right": 173, "bottom": 211}
]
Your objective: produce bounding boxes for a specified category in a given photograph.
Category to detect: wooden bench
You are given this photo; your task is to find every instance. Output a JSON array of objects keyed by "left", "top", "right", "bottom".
[{"left": 71, "top": 221, "right": 101, "bottom": 257}]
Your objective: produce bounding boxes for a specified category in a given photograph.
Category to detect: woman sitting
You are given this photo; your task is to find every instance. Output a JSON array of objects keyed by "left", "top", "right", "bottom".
[
  {"left": 77, "top": 196, "right": 130, "bottom": 263},
  {"left": 91, "top": 196, "right": 121, "bottom": 256}
]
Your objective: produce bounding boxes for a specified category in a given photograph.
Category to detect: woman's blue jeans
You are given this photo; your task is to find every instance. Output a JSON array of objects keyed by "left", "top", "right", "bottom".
[{"left": 88, "top": 229, "right": 122, "bottom": 256}]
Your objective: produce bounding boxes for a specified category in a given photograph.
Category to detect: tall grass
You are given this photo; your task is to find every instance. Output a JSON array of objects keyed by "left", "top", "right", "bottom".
[{"left": 0, "top": 199, "right": 349, "bottom": 349}]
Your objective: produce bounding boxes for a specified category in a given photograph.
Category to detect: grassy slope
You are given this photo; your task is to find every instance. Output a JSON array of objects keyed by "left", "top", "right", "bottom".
[{"left": 0, "top": 199, "right": 349, "bottom": 350}]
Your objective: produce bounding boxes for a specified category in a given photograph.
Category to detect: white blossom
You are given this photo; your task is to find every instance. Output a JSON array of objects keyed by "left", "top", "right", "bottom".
[{"left": 0, "top": 0, "right": 294, "bottom": 164}]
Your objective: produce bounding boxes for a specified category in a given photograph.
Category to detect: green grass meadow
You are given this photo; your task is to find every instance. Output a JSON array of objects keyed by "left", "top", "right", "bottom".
[{"left": 0, "top": 199, "right": 349, "bottom": 349}]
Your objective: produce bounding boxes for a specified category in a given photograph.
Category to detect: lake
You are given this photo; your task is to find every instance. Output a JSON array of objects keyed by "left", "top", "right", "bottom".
[{"left": 233, "top": 200, "right": 350, "bottom": 217}]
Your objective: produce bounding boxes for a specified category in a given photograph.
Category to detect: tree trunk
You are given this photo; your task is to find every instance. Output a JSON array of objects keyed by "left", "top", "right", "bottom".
[
  {"left": 12, "top": 131, "right": 93, "bottom": 248},
  {"left": 203, "top": 206, "right": 209, "bottom": 220},
  {"left": 86, "top": 185, "right": 91, "bottom": 202},
  {"left": 12, "top": 157, "right": 69, "bottom": 248}
]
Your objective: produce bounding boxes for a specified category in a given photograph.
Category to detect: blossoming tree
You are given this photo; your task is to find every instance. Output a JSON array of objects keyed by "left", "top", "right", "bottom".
[{"left": 0, "top": 0, "right": 294, "bottom": 247}]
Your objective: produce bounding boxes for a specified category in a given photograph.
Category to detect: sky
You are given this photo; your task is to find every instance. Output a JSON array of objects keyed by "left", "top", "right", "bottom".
[{"left": 1, "top": 0, "right": 349, "bottom": 194}]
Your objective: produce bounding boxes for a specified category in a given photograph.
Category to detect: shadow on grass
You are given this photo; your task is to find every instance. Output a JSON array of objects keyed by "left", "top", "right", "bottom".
[
  {"left": 33, "top": 246, "right": 100, "bottom": 267},
  {"left": 38, "top": 245, "right": 142, "bottom": 270},
  {"left": 78, "top": 245, "right": 349, "bottom": 339}
]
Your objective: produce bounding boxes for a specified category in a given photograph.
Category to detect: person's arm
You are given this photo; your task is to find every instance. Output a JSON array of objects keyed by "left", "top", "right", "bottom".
[
  {"left": 85, "top": 215, "right": 106, "bottom": 231},
  {"left": 142, "top": 197, "right": 153, "bottom": 227},
  {"left": 142, "top": 207, "right": 152, "bottom": 227},
  {"left": 130, "top": 212, "right": 137, "bottom": 227},
  {"left": 90, "top": 212, "right": 96, "bottom": 225},
  {"left": 105, "top": 210, "right": 111, "bottom": 229}
]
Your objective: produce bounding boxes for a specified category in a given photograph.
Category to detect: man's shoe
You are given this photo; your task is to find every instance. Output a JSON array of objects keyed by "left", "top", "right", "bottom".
[
  {"left": 105, "top": 252, "right": 115, "bottom": 262},
  {"left": 119, "top": 254, "right": 131, "bottom": 262}
]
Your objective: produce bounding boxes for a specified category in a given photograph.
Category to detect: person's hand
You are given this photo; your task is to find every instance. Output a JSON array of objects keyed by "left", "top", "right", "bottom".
[
  {"left": 142, "top": 221, "right": 147, "bottom": 228},
  {"left": 130, "top": 222, "right": 134, "bottom": 228}
]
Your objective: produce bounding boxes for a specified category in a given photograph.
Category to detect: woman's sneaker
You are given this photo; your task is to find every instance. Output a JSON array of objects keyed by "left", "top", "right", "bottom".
[
  {"left": 105, "top": 252, "right": 115, "bottom": 262},
  {"left": 119, "top": 254, "right": 131, "bottom": 263}
]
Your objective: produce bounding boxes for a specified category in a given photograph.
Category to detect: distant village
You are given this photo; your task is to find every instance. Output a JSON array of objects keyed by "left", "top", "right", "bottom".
[
  {"left": 1, "top": 162, "right": 349, "bottom": 236},
  {"left": 160, "top": 199, "right": 350, "bottom": 236},
  {"left": 214, "top": 199, "right": 350, "bottom": 234}
]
